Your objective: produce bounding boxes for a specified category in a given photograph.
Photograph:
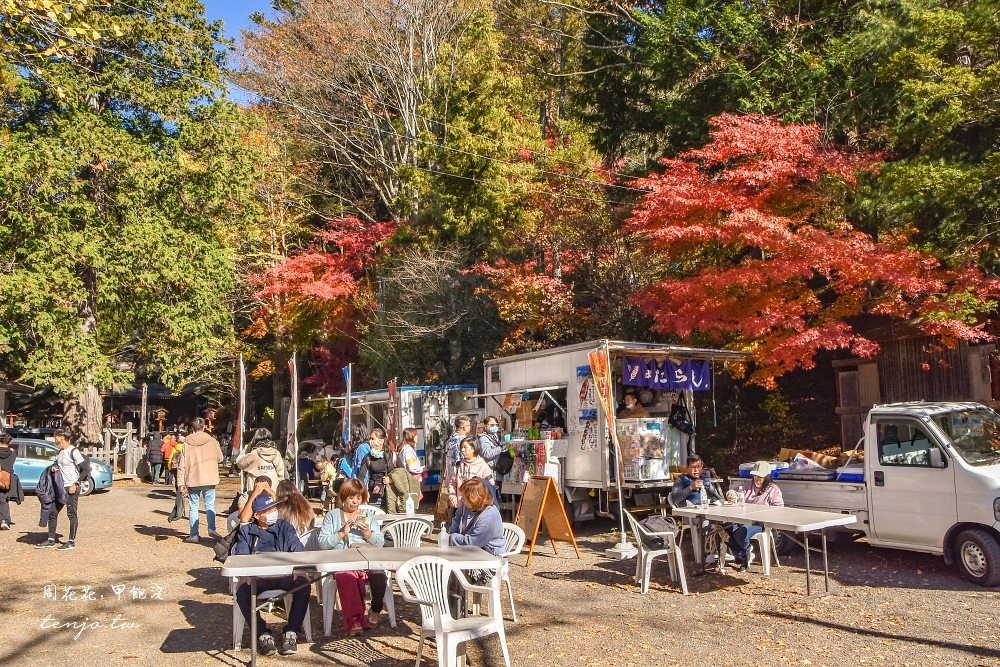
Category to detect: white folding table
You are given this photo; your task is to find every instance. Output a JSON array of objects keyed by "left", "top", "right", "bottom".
[
  {"left": 222, "top": 548, "right": 367, "bottom": 667},
  {"left": 672, "top": 504, "right": 856, "bottom": 600},
  {"left": 222, "top": 545, "right": 502, "bottom": 666}
]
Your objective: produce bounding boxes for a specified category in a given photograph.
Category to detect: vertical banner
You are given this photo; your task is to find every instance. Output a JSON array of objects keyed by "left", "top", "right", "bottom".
[
  {"left": 386, "top": 379, "right": 398, "bottom": 452},
  {"left": 237, "top": 354, "right": 247, "bottom": 489},
  {"left": 589, "top": 344, "right": 630, "bottom": 550},
  {"left": 342, "top": 364, "right": 352, "bottom": 446},
  {"left": 287, "top": 353, "right": 299, "bottom": 486}
]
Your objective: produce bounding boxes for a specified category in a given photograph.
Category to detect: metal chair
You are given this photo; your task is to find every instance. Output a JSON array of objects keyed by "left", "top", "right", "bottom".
[
  {"left": 623, "top": 509, "right": 688, "bottom": 595},
  {"left": 500, "top": 523, "right": 526, "bottom": 621},
  {"left": 397, "top": 555, "right": 510, "bottom": 667}
]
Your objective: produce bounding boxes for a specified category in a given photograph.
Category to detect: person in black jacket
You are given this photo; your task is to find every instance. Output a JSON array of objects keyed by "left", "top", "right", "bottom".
[
  {"left": 357, "top": 429, "right": 394, "bottom": 508},
  {"left": 232, "top": 488, "right": 309, "bottom": 657},
  {"left": 145, "top": 431, "right": 164, "bottom": 485},
  {"left": 0, "top": 433, "right": 15, "bottom": 530}
]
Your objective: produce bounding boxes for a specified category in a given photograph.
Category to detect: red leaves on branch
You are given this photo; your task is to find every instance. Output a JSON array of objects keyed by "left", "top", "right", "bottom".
[
  {"left": 628, "top": 114, "right": 999, "bottom": 386},
  {"left": 253, "top": 216, "right": 396, "bottom": 336}
]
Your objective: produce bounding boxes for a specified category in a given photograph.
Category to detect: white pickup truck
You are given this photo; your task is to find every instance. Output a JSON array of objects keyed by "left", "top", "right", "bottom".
[{"left": 732, "top": 402, "right": 1000, "bottom": 586}]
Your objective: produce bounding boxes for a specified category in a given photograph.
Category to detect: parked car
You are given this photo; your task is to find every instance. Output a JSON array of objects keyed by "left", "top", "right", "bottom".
[{"left": 12, "top": 438, "right": 114, "bottom": 496}]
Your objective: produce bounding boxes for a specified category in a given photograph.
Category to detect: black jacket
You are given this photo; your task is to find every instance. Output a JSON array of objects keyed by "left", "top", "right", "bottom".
[
  {"left": 0, "top": 446, "right": 15, "bottom": 475},
  {"left": 146, "top": 432, "right": 164, "bottom": 464}
]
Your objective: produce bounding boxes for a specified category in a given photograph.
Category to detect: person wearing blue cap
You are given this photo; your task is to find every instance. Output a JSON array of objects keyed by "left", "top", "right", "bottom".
[{"left": 231, "top": 488, "right": 310, "bottom": 656}]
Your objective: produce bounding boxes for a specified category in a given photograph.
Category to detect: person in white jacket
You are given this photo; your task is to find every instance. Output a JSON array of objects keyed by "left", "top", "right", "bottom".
[{"left": 236, "top": 429, "right": 286, "bottom": 487}]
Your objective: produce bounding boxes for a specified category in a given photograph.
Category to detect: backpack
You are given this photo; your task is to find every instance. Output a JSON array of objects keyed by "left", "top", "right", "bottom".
[
  {"left": 667, "top": 393, "right": 695, "bottom": 435},
  {"left": 0, "top": 469, "right": 10, "bottom": 492},
  {"left": 639, "top": 514, "right": 680, "bottom": 548},
  {"left": 493, "top": 449, "right": 514, "bottom": 476},
  {"left": 70, "top": 446, "right": 92, "bottom": 483},
  {"left": 480, "top": 476, "right": 502, "bottom": 507}
]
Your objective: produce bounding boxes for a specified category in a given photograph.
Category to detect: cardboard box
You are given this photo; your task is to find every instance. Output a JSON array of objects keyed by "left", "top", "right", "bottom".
[
  {"left": 778, "top": 448, "right": 807, "bottom": 462},
  {"left": 809, "top": 452, "right": 840, "bottom": 469}
]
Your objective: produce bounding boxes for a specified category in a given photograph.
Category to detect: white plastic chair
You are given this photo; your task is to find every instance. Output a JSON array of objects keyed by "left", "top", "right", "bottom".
[
  {"left": 384, "top": 518, "right": 431, "bottom": 548},
  {"left": 232, "top": 582, "right": 313, "bottom": 650},
  {"left": 359, "top": 504, "right": 386, "bottom": 515},
  {"left": 397, "top": 555, "right": 510, "bottom": 667},
  {"left": 500, "top": 523, "right": 526, "bottom": 622},
  {"left": 719, "top": 529, "right": 780, "bottom": 575},
  {"left": 623, "top": 509, "right": 688, "bottom": 595}
]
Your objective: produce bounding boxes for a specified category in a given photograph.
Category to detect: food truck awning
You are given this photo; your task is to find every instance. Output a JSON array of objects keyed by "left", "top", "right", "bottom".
[
  {"left": 605, "top": 342, "right": 751, "bottom": 362},
  {"left": 464, "top": 384, "right": 568, "bottom": 399}
]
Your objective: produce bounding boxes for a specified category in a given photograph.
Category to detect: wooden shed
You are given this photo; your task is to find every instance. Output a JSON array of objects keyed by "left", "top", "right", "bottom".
[{"left": 833, "top": 318, "right": 998, "bottom": 448}]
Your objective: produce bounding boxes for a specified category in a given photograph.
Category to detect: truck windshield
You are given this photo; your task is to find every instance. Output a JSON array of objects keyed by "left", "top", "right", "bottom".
[{"left": 936, "top": 409, "right": 1000, "bottom": 467}]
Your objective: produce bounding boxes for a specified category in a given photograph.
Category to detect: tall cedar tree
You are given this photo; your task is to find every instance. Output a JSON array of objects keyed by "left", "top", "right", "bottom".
[
  {"left": 629, "top": 114, "right": 1000, "bottom": 386},
  {"left": 0, "top": 1, "right": 260, "bottom": 442}
]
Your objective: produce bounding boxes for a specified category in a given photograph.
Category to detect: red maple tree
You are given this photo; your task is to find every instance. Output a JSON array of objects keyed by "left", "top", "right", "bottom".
[
  {"left": 628, "top": 114, "right": 999, "bottom": 386},
  {"left": 251, "top": 216, "right": 397, "bottom": 345}
]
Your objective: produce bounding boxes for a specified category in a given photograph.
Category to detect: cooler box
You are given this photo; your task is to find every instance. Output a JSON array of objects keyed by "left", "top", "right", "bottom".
[
  {"left": 738, "top": 461, "right": 789, "bottom": 479},
  {"left": 836, "top": 465, "right": 865, "bottom": 483},
  {"left": 778, "top": 468, "right": 837, "bottom": 481}
]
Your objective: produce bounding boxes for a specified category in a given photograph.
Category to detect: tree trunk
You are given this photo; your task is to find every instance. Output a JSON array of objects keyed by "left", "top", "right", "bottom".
[
  {"left": 64, "top": 266, "right": 102, "bottom": 445},
  {"left": 64, "top": 384, "right": 102, "bottom": 446},
  {"left": 271, "top": 347, "right": 289, "bottom": 443}
]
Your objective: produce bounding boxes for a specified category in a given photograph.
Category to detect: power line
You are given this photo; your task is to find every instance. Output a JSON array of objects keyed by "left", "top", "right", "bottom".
[
  {"left": 24, "top": 22, "right": 632, "bottom": 208},
  {"left": 112, "top": 0, "right": 645, "bottom": 188}
]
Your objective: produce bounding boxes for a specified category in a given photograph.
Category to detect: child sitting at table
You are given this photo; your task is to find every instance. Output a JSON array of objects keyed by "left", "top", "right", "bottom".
[{"left": 317, "top": 478, "right": 386, "bottom": 635}]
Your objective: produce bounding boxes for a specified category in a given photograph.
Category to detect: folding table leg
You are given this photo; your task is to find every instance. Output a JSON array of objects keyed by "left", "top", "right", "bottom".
[{"left": 250, "top": 577, "right": 258, "bottom": 667}]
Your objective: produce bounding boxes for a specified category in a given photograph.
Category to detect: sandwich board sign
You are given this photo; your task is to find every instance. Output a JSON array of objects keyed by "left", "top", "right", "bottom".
[{"left": 515, "top": 475, "right": 581, "bottom": 566}]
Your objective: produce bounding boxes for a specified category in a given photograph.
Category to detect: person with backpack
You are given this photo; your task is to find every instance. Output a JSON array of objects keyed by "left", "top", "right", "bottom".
[
  {"left": 35, "top": 427, "right": 90, "bottom": 551},
  {"left": 0, "top": 433, "right": 16, "bottom": 530},
  {"left": 477, "top": 416, "right": 505, "bottom": 471}
]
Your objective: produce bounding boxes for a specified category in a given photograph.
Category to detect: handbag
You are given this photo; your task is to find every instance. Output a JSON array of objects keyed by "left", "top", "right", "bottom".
[
  {"left": 213, "top": 525, "right": 241, "bottom": 563},
  {"left": 667, "top": 393, "right": 695, "bottom": 435}
]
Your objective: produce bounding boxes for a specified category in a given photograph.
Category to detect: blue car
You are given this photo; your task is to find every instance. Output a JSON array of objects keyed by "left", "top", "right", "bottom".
[{"left": 12, "top": 438, "right": 114, "bottom": 496}]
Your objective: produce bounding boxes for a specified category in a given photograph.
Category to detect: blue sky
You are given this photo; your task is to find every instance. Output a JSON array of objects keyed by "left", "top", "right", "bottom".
[
  {"left": 201, "top": 0, "right": 274, "bottom": 102},
  {"left": 201, "top": 0, "right": 273, "bottom": 41}
]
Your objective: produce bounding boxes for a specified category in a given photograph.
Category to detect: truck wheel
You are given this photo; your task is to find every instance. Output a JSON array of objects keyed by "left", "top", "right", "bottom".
[{"left": 954, "top": 529, "right": 1000, "bottom": 587}]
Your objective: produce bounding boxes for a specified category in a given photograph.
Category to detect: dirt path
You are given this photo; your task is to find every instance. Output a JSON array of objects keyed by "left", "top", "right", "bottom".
[{"left": 0, "top": 476, "right": 998, "bottom": 667}]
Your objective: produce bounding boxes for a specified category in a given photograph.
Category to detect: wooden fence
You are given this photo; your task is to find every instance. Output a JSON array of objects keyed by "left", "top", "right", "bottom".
[{"left": 79, "top": 424, "right": 147, "bottom": 479}]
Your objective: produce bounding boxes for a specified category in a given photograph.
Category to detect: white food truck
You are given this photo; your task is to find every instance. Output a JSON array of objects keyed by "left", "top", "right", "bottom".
[
  {"left": 480, "top": 340, "right": 749, "bottom": 522},
  {"left": 311, "top": 384, "right": 480, "bottom": 490},
  {"left": 731, "top": 401, "right": 1000, "bottom": 586}
]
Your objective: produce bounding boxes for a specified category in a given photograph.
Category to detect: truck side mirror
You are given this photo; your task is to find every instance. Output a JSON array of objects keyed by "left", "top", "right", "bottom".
[{"left": 928, "top": 448, "right": 944, "bottom": 468}]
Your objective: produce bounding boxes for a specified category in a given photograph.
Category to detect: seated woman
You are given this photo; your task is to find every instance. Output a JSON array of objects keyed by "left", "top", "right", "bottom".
[
  {"left": 447, "top": 436, "right": 494, "bottom": 511},
  {"left": 725, "top": 460, "right": 784, "bottom": 571},
  {"left": 275, "top": 479, "right": 316, "bottom": 539},
  {"left": 449, "top": 478, "right": 505, "bottom": 558},
  {"left": 317, "top": 478, "right": 387, "bottom": 636}
]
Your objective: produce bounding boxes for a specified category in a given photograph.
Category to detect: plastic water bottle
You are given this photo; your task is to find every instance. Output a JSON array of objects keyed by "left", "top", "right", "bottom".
[
  {"left": 405, "top": 494, "right": 415, "bottom": 515},
  {"left": 438, "top": 522, "right": 449, "bottom": 548}
]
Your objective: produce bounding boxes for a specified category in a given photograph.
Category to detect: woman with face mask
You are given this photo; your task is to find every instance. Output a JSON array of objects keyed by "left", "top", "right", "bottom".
[
  {"left": 230, "top": 487, "right": 310, "bottom": 656},
  {"left": 357, "top": 428, "right": 394, "bottom": 509},
  {"left": 477, "top": 416, "right": 505, "bottom": 470}
]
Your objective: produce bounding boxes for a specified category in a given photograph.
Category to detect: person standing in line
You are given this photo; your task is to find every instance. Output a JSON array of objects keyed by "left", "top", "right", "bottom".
[
  {"left": 477, "top": 416, "right": 505, "bottom": 470},
  {"left": 177, "top": 417, "right": 224, "bottom": 544},
  {"left": 315, "top": 435, "right": 338, "bottom": 464},
  {"left": 0, "top": 433, "right": 16, "bottom": 530},
  {"left": 35, "top": 427, "right": 90, "bottom": 551},
  {"left": 146, "top": 431, "right": 165, "bottom": 485}
]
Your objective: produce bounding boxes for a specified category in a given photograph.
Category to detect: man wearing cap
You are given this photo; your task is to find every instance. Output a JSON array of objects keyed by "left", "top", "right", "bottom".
[
  {"left": 725, "top": 460, "right": 784, "bottom": 571},
  {"left": 669, "top": 454, "right": 722, "bottom": 507},
  {"left": 232, "top": 486, "right": 309, "bottom": 656}
]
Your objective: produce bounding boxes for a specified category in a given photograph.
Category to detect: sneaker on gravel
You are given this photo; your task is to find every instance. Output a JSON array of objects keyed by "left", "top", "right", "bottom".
[
  {"left": 35, "top": 539, "right": 57, "bottom": 549},
  {"left": 280, "top": 631, "right": 297, "bottom": 655},
  {"left": 0, "top": 521, "right": 9, "bottom": 530},
  {"left": 258, "top": 633, "right": 277, "bottom": 656},
  {"left": 56, "top": 540, "right": 75, "bottom": 551},
  {"left": 183, "top": 535, "right": 200, "bottom": 544},
  {"left": 208, "top": 529, "right": 224, "bottom": 540}
]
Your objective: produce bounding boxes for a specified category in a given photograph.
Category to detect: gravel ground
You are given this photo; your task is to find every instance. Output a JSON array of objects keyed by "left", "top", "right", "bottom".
[{"left": 1, "top": 475, "right": 998, "bottom": 667}]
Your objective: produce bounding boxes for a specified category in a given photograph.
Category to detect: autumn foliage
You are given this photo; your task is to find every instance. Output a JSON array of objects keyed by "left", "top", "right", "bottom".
[
  {"left": 629, "top": 114, "right": 1000, "bottom": 386},
  {"left": 252, "top": 216, "right": 396, "bottom": 339}
]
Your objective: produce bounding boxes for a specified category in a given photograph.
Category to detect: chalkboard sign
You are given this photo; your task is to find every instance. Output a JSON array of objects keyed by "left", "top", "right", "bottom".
[{"left": 515, "top": 475, "right": 580, "bottom": 566}]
